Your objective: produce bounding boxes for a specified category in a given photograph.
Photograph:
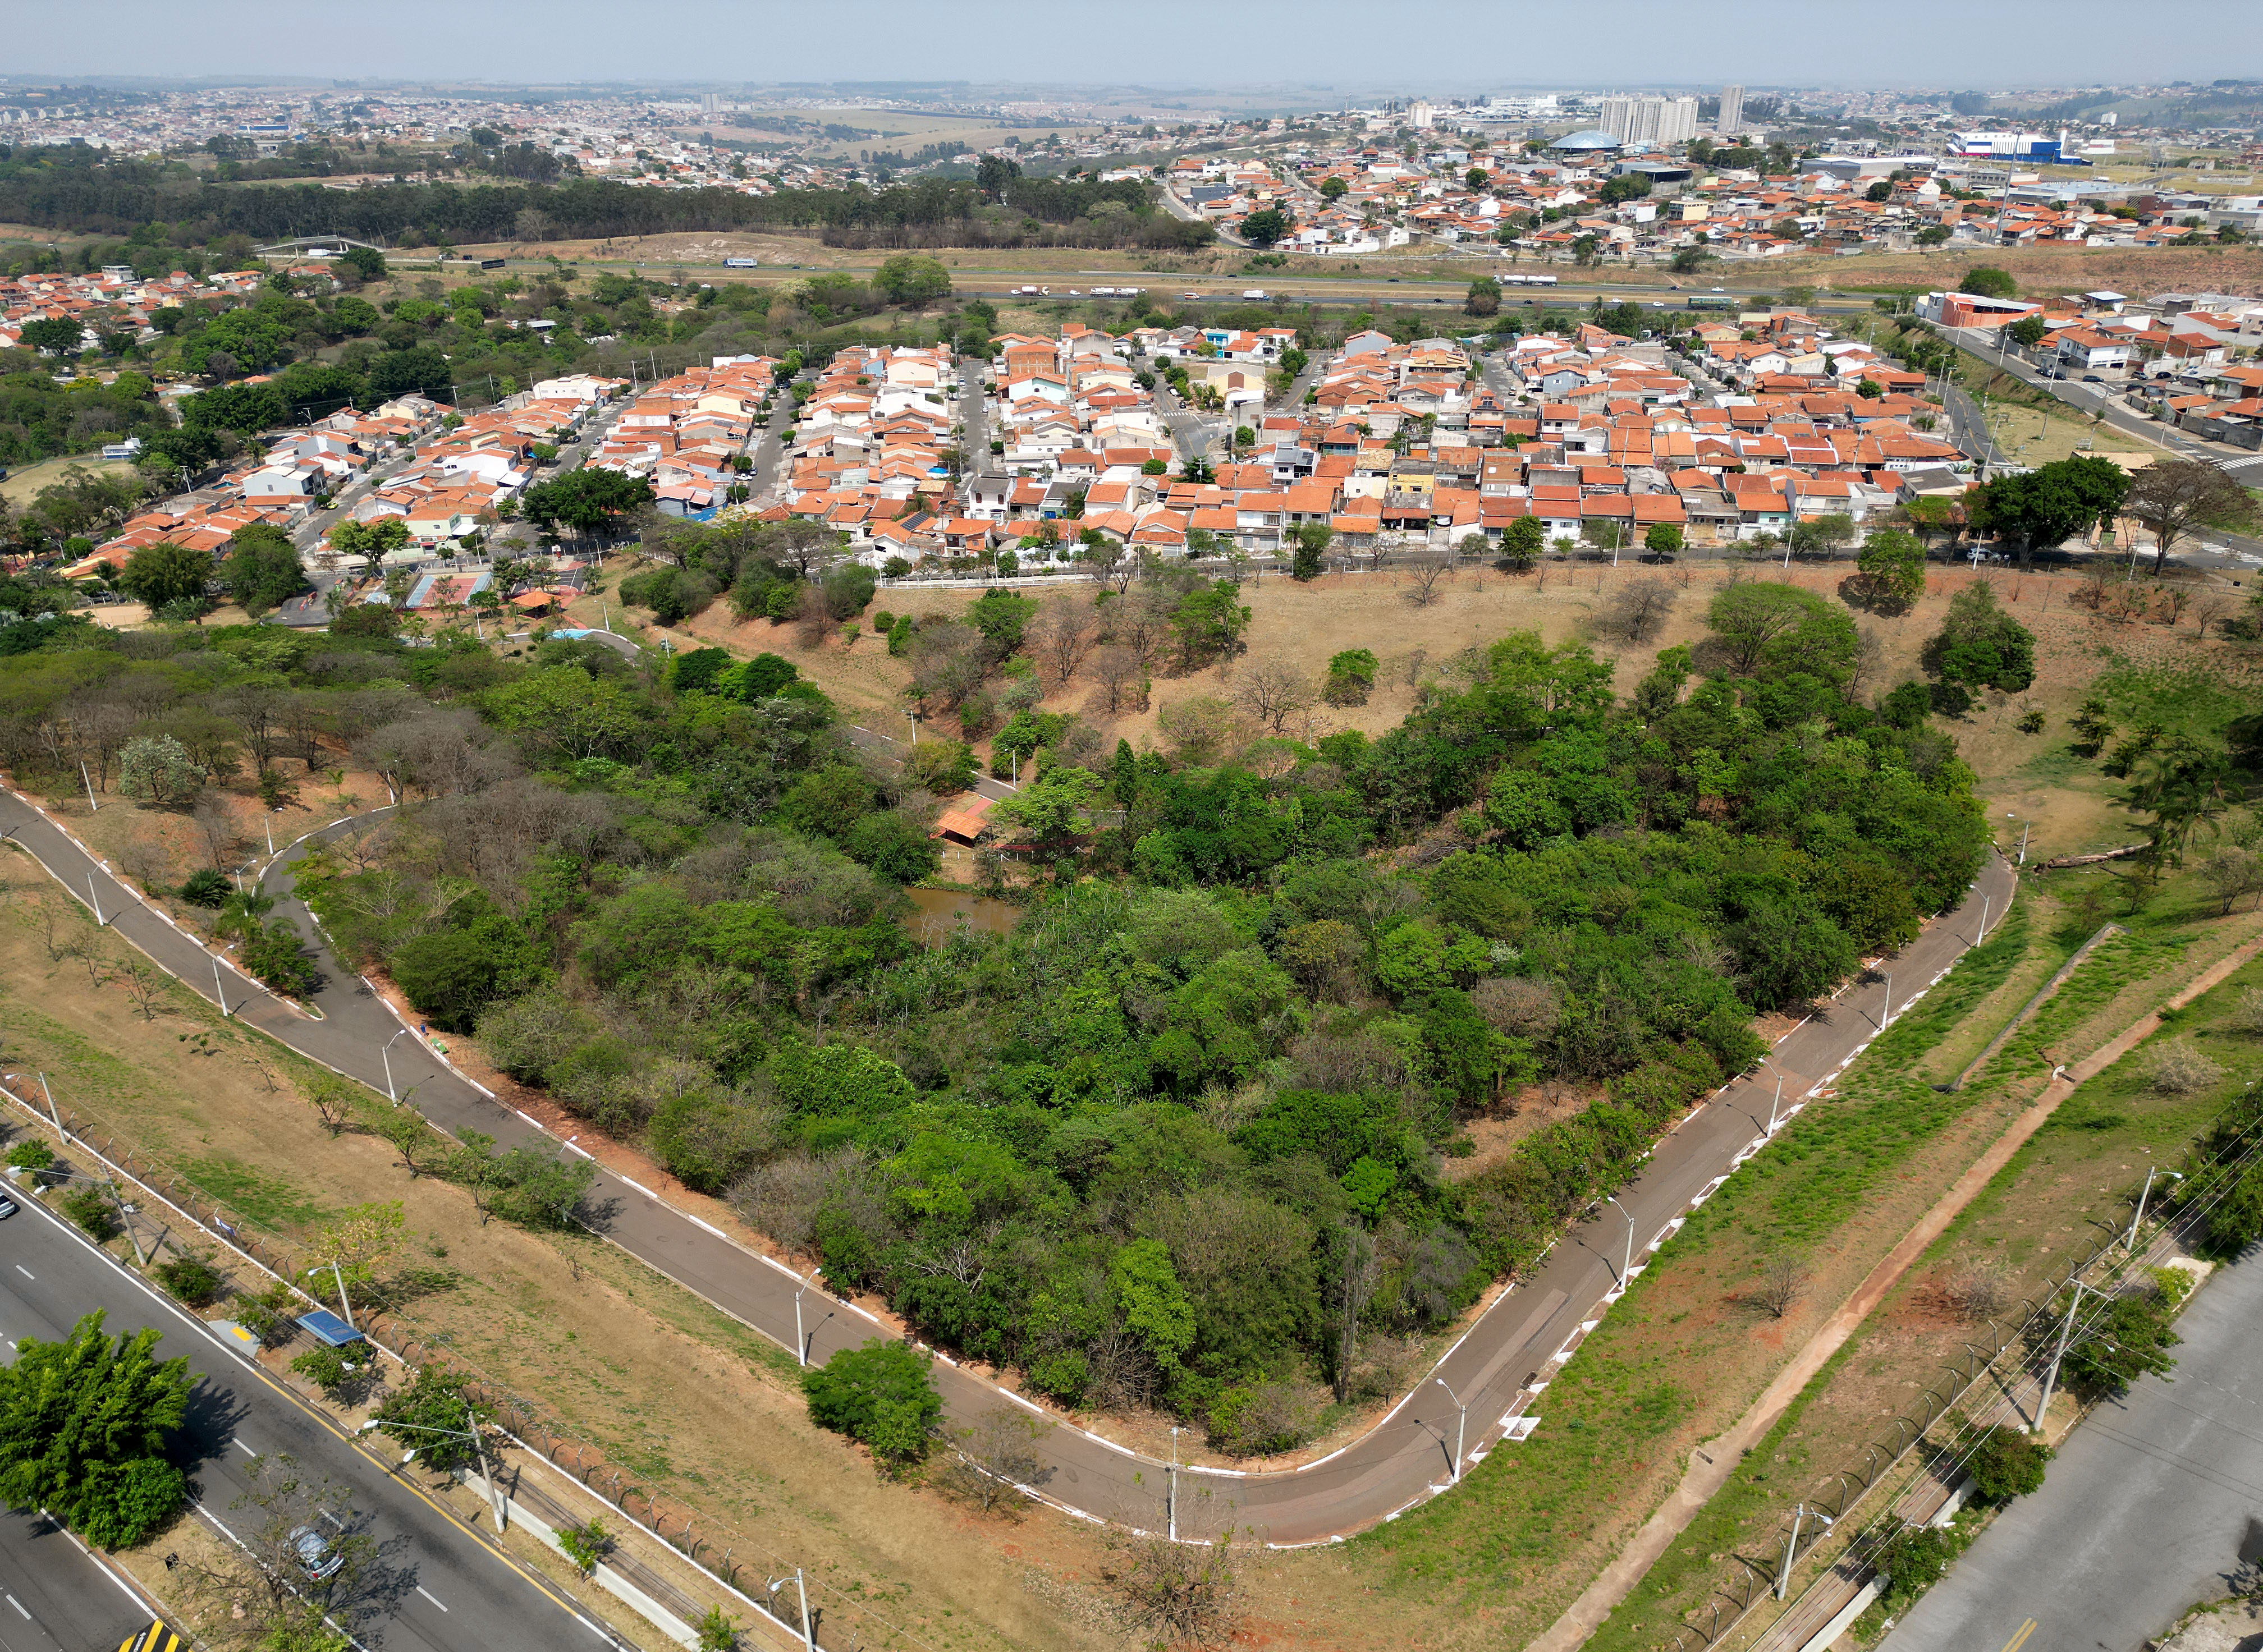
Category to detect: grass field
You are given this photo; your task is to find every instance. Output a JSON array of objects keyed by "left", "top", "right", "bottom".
[{"left": 0, "top": 453, "right": 136, "bottom": 508}]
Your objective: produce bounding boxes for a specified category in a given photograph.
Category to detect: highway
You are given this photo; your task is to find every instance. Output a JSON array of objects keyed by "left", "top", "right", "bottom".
[
  {"left": 0, "top": 1158, "right": 606, "bottom": 1652},
  {"left": 0, "top": 775, "right": 2013, "bottom": 1545},
  {"left": 0, "top": 1506, "right": 153, "bottom": 1652},
  {"left": 1886, "top": 1243, "right": 2263, "bottom": 1652}
]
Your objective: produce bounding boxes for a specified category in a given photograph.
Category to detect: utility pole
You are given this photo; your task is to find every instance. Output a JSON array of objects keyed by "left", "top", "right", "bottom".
[
  {"left": 86, "top": 873, "right": 104, "bottom": 927},
  {"left": 213, "top": 957, "right": 229, "bottom": 1018},
  {"left": 1978, "top": 892, "right": 1990, "bottom": 944},
  {"left": 2125, "top": 1167, "right": 2182, "bottom": 1251},
  {"left": 468, "top": 1402, "right": 507, "bottom": 1532},
  {"left": 81, "top": 761, "right": 99, "bottom": 813},
  {"left": 796, "top": 1568, "right": 814, "bottom": 1652},
  {"left": 2033, "top": 1278, "right": 2098, "bottom": 1433},
  {"left": 37, "top": 1072, "right": 62, "bottom": 1135},
  {"left": 1776, "top": 1504, "right": 1831, "bottom": 1598}
]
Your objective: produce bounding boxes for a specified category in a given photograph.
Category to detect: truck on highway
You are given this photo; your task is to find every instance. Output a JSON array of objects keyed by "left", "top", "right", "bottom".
[
  {"left": 722, "top": 256, "right": 759, "bottom": 268},
  {"left": 1502, "top": 273, "right": 1559, "bottom": 287},
  {"left": 1012, "top": 284, "right": 1047, "bottom": 297},
  {"left": 1241, "top": 288, "right": 1270, "bottom": 300}
]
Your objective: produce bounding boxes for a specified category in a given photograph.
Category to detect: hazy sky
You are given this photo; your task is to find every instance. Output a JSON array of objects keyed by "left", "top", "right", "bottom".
[{"left": 10, "top": 0, "right": 2252, "bottom": 93}]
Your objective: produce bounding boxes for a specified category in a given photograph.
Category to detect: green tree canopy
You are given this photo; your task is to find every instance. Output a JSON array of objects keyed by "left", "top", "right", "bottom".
[
  {"left": 1925, "top": 580, "right": 2035, "bottom": 695},
  {"left": 218, "top": 522, "right": 308, "bottom": 617},
  {"left": 1957, "top": 266, "right": 2019, "bottom": 299},
  {"left": 801, "top": 1340, "right": 941, "bottom": 1471},
  {"left": 1968, "top": 456, "right": 2130, "bottom": 557},
  {"left": 0, "top": 1311, "right": 192, "bottom": 1548},
  {"left": 1241, "top": 209, "right": 1289, "bottom": 247},
  {"left": 118, "top": 542, "right": 215, "bottom": 614},
  {"left": 1705, "top": 582, "right": 1859, "bottom": 685},
  {"left": 872, "top": 255, "right": 951, "bottom": 308}
]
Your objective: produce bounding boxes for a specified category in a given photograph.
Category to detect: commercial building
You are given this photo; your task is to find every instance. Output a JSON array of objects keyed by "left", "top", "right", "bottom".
[{"left": 1598, "top": 95, "right": 1698, "bottom": 149}]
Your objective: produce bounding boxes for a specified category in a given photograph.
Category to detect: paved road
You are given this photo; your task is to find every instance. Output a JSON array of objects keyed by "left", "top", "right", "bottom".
[
  {"left": 0, "top": 1163, "right": 601, "bottom": 1651},
  {"left": 0, "top": 1504, "right": 154, "bottom": 1652},
  {"left": 0, "top": 780, "right": 2013, "bottom": 1544},
  {"left": 1888, "top": 1243, "right": 2263, "bottom": 1652}
]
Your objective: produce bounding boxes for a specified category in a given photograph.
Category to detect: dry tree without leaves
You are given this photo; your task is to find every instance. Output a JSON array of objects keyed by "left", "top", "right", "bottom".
[
  {"left": 1233, "top": 656, "right": 1318, "bottom": 737},
  {"left": 1746, "top": 1254, "right": 1810, "bottom": 1320},
  {"left": 1098, "top": 1529, "right": 1241, "bottom": 1651},
  {"left": 1941, "top": 1253, "right": 2016, "bottom": 1323},
  {"left": 1027, "top": 595, "right": 1097, "bottom": 691},
  {"left": 1401, "top": 551, "right": 1454, "bottom": 608},
  {"left": 1601, "top": 577, "right": 1680, "bottom": 645},
  {"left": 113, "top": 958, "right": 170, "bottom": 1022},
  {"left": 1085, "top": 645, "right": 1145, "bottom": 717},
  {"left": 2146, "top": 1038, "right": 2225, "bottom": 1095},
  {"left": 936, "top": 1406, "right": 1056, "bottom": 1518}
]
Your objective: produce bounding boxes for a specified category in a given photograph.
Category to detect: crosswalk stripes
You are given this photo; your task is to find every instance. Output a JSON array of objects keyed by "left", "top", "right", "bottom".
[{"left": 117, "top": 1618, "right": 182, "bottom": 1652}]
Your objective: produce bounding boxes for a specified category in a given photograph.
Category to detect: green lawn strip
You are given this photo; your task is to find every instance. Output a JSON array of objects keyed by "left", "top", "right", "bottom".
[
  {"left": 1580, "top": 1342, "right": 1859, "bottom": 1652},
  {"left": 1930, "top": 951, "right": 2263, "bottom": 1273},
  {"left": 1350, "top": 905, "right": 2042, "bottom": 1625},
  {"left": 1972, "top": 930, "right": 2184, "bottom": 1090}
]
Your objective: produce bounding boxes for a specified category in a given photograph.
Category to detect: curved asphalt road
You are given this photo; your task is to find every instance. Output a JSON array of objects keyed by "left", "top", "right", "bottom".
[{"left": 0, "top": 785, "right": 2012, "bottom": 1545}]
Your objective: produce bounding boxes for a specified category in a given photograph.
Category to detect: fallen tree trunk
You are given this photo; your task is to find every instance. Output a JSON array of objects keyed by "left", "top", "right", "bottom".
[{"left": 2037, "top": 842, "right": 2150, "bottom": 870}]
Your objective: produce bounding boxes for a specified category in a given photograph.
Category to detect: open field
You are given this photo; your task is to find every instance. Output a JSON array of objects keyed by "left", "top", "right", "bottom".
[{"left": 0, "top": 453, "right": 137, "bottom": 508}]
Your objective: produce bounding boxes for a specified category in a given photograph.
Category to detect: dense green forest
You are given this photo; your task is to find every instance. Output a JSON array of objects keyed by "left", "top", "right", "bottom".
[
  {"left": 0, "top": 149, "right": 1215, "bottom": 251},
  {"left": 0, "top": 550, "right": 1992, "bottom": 1452}
]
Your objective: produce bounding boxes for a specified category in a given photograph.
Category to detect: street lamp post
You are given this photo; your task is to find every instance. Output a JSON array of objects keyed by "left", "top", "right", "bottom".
[
  {"left": 1433, "top": 1376, "right": 1468, "bottom": 1484},
  {"left": 1758, "top": 1057, "right": 1788, "bottom": 1132},
  {"left": 358, "top": 1412, "right": 508, "bottom": 1532},
  {"left": 381, "top": 1028, "right": 409, "bottom": 1105},
  {"left": 1604, "top": 1193, "right": 1636, "bottom": 1283},
  {"left": 308, "top": 1263, "right": 355, "bottom": 1330},
  {"left": 1167, "top": 1425, "right": 1181, "bottom": 1539},
  {"left": 1775, "top": 1504, "right": 1833, "bottom": 1598},
  {"left": 794, "top": 1267, "right": 819, "bottom": 1368}
]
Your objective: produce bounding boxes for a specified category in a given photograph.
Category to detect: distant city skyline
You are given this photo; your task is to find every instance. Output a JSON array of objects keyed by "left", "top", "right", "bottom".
[{"left": 4, "top": 0, "right": 2250, "bottom": 94}]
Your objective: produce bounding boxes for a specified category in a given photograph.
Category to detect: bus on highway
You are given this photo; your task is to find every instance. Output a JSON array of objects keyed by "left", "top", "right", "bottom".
[{"left": 1687, "top": 295, "right": 1735, "bottom": 309}]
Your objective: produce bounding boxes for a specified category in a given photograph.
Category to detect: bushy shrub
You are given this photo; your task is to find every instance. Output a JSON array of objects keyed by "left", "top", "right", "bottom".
[
  {"left": 1206, "top": 1378, "right": 1327, "bottom": 1456},
  {"left": 1963, "top": 1425, "right": 2049, "bottom": 1503},
  {"left": 2146, "top": 1038, "right": 2224, "bottom": 1095},
  {"left": 151, "top": 1252, "right": 223, "bottom": 1308},
  {"left": 61, "top": 1185, "right": 120, "bottom": 1241}
]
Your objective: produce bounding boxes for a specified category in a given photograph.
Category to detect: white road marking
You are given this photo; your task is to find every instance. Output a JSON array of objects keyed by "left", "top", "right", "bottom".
[
  {"left": 12, "top": 1265, "right": 30, "bottom": 1280},
  {"left": 416, "top": 1585, "right": 449, "bottom": 1611},
  {"left": 7, "top": 1594, "right": 28, "bottom": 1619},
  {"left": 233, "top": 1438, "right": 260, "bottom": 1457}
]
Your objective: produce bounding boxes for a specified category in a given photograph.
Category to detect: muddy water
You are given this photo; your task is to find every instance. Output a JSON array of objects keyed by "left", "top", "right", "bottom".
[{"left": 904, "top": 887, "right": 1020, "bottom": 945}]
